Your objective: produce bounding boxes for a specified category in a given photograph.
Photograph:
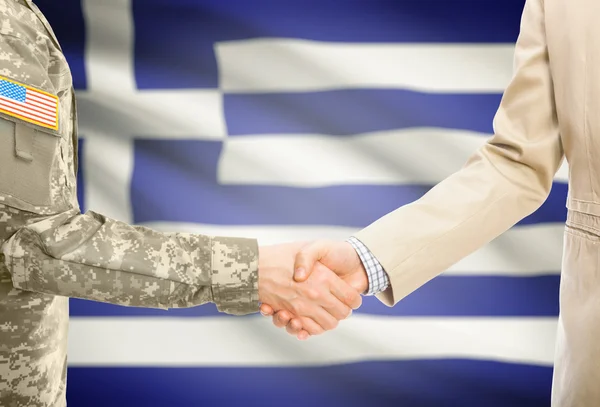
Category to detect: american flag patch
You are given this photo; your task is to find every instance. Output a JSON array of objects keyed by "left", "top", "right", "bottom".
[{"left": 0, "top": 76, "right": 59, "bottom": 130}]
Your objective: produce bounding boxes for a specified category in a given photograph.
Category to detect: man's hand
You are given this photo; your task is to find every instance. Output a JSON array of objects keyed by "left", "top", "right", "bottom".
[
  {"left": 258, "top": 242, "right": 362, "bottom": 337},
  {"left": 260, "top": 240, "right": 368, "bottom": 340}
]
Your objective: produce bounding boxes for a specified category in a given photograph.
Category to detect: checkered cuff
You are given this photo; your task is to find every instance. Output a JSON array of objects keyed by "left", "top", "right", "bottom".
[{"left": 347, "top": 236, "right": 390, "bottom": 296}]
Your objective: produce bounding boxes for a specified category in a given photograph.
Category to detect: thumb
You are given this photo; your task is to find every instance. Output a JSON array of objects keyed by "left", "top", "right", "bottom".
[
  {"left": 346, "top": 270, "right": 369, "bottom": 294},
  {"left": 294, "top": 240, "right": 330, "bottom": 282}
]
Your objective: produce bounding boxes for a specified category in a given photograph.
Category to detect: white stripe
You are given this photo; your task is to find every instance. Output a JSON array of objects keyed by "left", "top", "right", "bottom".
[
  {"left": 21, "top": 99, "right": 56, "bottom": 116},
  {"left": 27, "top": 88, "right": 55, "bottom": 101},
  {"left": 27, "top": 91, "right": 56, "bottom": 105},
  {"left": 0, "top": 104, "right": 53, "bottom": 126},
  {"left": 67, "top": 316, "right": 557, "bottom": 367},
  {"left": 8, "top": 96, "right": 57, "bottom": 117},
  {"left": 80, "top": 0, "right": 227, "bottom": 223},
  {"left": 25, "top": 98, "right": 57, "bottom": 115},
  {"left": 218, "top": 128, "right": 569, "bottom": 186},
  {"left": 216, "top": 39, "right": 515, "bottom": 93},
  {"left": 0, "top": 100, "right": 55, "bottom": 125},
  {"left": 0, "top": 96, "right": 56, "bottom": 121},
  {"left": 83, "top": 0, "right": 135, "bottom": 92},
  {"left": 140, "top": 222, "right": 564, "bottom": 276},
  {"left": 76, "top": 89, "right": 226, "bottom": 139},
  {"left": 83, "top": 133, "right": 134, "bottom": 224},
  {"left": 82, "top": 0, "right": 135, "bottom": 223},
  {"left": 27, "top": 94, "right": 57, "bottom": 110}
]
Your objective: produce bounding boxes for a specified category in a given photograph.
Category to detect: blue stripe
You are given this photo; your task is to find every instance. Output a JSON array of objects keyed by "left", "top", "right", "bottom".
[
  {"left": 225, "top": 91, "right": 500, "bottom": 136},
  {"left": 133, "top": 0, "right": 525, "bottom": 89},
  {"left": 69, "top": 275, "right": 559, "bottom": 317},
  {"left": 67, "top": 360, "right": 551, "bottom": 407},
  {"left": 34, "top": 0, "right": 87, "bottom": 90},
  {"left": 130, "top": 140, "right": 567, "bottom": 227}
]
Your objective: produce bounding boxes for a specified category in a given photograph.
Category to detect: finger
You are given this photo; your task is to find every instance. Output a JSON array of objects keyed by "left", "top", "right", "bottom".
[
  {"left": 297, "top": 330, "right": 311, "bottom": 341},
  {"left": 294, "top": 241, "right": 330, "bottom": 282},
  {"left": 296, "top": 316, "right": 325, "bottom": 336},
  {"left": 304, "top": 305, "right": 339, "bottom": 332},
  {"left": 285, "top": 318, "right": 304, "bottom": 336},
  {"left": 329, "top": 275, "right": 362, "bottom": 310},
  {"left": 272, "top": 310, "right": 293, "bottom": 328},
  {"left": 259, "top": 303, "right": 274, "bottom": 316},
  {"left": 321, "top": 293, "right": 353, "bottom": 321}
]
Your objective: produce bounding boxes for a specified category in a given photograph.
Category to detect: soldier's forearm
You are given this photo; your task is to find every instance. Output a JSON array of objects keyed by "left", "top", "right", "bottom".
[{"left": 0, "top": 209, "right": 259, "bottom": 315}]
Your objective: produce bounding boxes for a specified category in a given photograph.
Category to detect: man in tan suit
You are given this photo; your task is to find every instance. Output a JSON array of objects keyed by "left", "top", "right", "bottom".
[{"left": 261, "top": 0, "right": 596, "bottom": 404}]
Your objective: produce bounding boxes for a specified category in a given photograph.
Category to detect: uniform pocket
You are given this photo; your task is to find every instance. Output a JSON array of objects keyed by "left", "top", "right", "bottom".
[{"left": 0, "top": 116, "right": 66, "bottom": 213}]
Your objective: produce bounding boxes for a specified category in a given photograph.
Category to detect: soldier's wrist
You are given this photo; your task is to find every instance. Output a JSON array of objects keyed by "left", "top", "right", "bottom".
[{"left": 210, "top": 237, "right": 259, "bottom": 315}]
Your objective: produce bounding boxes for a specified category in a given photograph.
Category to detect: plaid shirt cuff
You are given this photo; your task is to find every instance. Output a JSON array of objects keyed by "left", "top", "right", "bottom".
[{"left": 347, "top": 236, "right": 390, "bottom": 296}]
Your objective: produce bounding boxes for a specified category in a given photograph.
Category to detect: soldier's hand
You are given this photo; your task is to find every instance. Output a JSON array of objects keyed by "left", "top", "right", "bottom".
[{"left": 257, "top": 242, "right": 362, "bottom": 339}]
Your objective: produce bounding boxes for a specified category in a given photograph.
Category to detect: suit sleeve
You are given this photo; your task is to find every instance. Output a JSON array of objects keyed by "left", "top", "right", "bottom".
[
  {"left": 1, "top": 210, "right": 259, "bottom": 315},
  {"left": 353, "top": 0, "right": 564, "bottom": 306}
]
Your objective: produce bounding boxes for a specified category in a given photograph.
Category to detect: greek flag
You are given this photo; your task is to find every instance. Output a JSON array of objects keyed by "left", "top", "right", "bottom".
[{"left": 37, "top": 0, "right": 561, "bottom": 405}]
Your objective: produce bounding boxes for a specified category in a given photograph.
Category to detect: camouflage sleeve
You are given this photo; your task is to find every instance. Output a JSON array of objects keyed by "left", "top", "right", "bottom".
[
  {"left": 0, "top": 209, "right": 259, "bottom": 315},
  {"left": 0, "top": 0, "right": 259, "bottom": 316}
]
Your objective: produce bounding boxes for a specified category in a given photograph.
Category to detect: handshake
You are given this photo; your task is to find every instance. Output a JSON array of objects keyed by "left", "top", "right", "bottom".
[{"left": 257, "top": 239, "right": 372, "bottom": 340}]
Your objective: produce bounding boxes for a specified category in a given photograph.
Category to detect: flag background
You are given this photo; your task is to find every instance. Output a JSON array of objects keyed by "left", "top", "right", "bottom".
[{"left": 33, "top": 0, "right": 564, "bottom": 405}]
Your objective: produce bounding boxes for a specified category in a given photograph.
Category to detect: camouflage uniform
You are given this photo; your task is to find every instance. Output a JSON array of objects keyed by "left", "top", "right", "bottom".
[{"left": 0, "top": 1, "right": 259, "bottom": 405}]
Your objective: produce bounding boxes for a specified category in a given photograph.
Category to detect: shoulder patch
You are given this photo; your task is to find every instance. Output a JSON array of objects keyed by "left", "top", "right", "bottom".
[{"left": 0, "top": 75, "right": 59, "bottom": 131}]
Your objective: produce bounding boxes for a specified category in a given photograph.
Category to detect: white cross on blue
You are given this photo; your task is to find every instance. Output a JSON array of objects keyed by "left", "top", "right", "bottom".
[{"left": 0, "top": 79, "right": 26, "bottom": 103}]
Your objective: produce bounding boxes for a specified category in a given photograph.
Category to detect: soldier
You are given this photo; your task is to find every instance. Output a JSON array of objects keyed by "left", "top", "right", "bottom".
[{"left": 0, "top": 1, "right": 364, "bottom": 405}]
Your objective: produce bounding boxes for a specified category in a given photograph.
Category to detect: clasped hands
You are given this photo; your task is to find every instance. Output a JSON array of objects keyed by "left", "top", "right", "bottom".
[{"left": 258, "top": 240, "right": 368, "bottom": 340}]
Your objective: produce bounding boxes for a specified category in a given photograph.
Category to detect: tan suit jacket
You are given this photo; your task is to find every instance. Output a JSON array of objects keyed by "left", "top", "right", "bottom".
[{"left": 354, "top": 0, "right": 598, "bottom": 405}]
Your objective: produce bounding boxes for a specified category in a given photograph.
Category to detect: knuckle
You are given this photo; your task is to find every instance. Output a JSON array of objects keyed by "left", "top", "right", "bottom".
[{"left": 305, "top": 288, "right": 320, "bottom": 301}]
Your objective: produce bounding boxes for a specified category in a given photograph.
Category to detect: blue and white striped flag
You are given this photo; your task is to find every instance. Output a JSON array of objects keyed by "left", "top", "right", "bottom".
[{"left": 36, "top": 0, "right": 564, "bottom": 405}]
